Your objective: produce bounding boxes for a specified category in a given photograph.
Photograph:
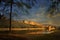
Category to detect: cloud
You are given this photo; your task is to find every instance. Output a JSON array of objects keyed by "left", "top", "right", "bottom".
[{"left": 12, "top": 0, "right": 60, "bottom": 26}]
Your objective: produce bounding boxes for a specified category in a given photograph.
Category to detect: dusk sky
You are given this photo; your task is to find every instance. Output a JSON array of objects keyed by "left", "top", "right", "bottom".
[{"left": 0, "top": 0, "right": 60, "bottom": 26}]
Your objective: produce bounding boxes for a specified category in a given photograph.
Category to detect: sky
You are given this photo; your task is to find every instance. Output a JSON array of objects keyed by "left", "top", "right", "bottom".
[{"left": 0, "top": 0, "right": 60, "bottom": 26}]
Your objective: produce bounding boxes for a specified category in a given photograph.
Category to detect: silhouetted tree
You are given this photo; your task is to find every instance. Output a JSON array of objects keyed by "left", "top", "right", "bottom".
[
  {"left": 0, "top": 14, "right": 4, "bottom": 19},
  {"left": 0, "top": 0, "right": 37, "bottom": 31},
  {"left": 47, "top": 0, "right": 60, "bottom": 17}
]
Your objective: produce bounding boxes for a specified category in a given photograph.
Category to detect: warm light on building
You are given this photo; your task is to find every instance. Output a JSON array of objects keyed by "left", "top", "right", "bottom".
[
  {"left": 24, "top": 20, "right": 43, "bottom": 26},
  {"left": 48, "top": 26, "right": 55, "bottom": 31},
  {"left": 24, "top": 20, "right": 29, "bottom": 24}
]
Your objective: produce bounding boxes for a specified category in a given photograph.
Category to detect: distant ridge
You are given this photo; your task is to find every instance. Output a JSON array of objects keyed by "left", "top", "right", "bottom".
[{"left": 12, "top": 20, "right": 44, "bottom": 28}]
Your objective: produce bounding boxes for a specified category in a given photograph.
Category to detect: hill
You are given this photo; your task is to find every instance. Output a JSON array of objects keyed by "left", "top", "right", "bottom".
[{"left": 11, "top": 20, "right": 44, "bottom": 28}]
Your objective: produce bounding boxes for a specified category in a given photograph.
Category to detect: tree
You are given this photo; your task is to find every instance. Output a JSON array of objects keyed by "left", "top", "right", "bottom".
[
  {"left": 47, "top": 0, "right": 60, "bottom": 17},
  {"left": 0, "top": 0, "right": 37, "bottom": 31}
]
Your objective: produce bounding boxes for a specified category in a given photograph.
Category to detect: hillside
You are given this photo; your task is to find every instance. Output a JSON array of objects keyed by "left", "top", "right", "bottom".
[
  {"left": 0, "top": 19, "right": 42, "bottom": 28},
  {"left": 0, "top": 17, "right": 10, "bottom": 28},
  {"left": 11, "top": 20, "right": 44, "bottom": 28}
]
